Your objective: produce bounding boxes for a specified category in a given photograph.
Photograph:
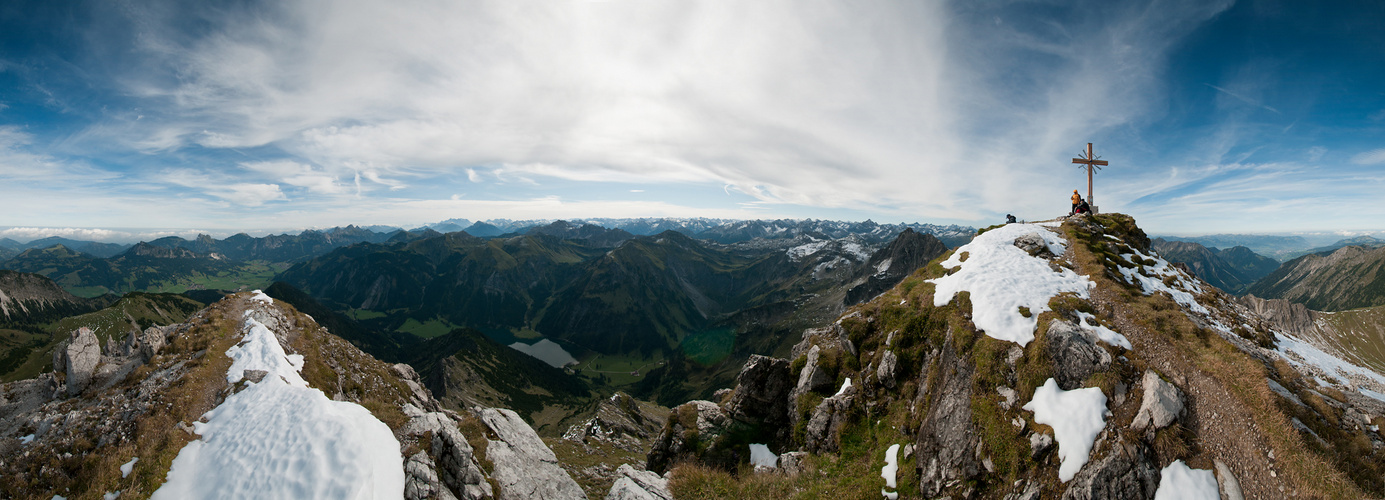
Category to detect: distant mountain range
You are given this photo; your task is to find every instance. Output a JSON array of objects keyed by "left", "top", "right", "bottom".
[
  {"left": 277, "top": 224, "right": 950, "bottom": 404},
  {"left": 1, "top": 243, "right": 266, "bottom": 297},
  {"left": 1244, "top": 244, "right": 1385, "bottom": 312},
  {"left": 1150, "top": 238, "right": 1279, "bottom": 294},
  {"left": 1153, "top": 233, "right": 1385, "bottom": 262},
  {"left": 424, "top": 217, "right": 976, "bottom": 248}
]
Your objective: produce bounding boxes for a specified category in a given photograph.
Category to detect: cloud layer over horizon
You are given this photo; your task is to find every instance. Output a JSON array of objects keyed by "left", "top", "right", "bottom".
[{"left": 2, "top": 0, "right": 1383, "bottom": 235}]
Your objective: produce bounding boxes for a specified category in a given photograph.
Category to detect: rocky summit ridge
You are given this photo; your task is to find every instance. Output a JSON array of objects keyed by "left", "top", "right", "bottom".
[
  {"left": 643, "top": 213, "right": 1385, "bottom": 499},
  {"left": 2, "top": 213, "right": 1384, "bottom": 499}
]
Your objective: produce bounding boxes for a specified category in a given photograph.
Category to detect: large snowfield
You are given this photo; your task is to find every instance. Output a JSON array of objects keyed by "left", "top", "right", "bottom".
[
  {"left": 928, "top": 223, "right": 1093, "bottom": 346},
  {"left": 152, "top": 298, "right": 404, "bottom": 499}
]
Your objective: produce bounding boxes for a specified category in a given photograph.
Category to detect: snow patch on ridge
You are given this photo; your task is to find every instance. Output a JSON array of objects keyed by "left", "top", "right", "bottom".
[
  {"left": 152, "top": 308, "right": 404, "bottom": 499},
  {"left": 1117, "top": 249, "right": 1207, "bottom": 314},
  {"left": 928, "top": 223, "right": 1092, "bottom": 346},
  {"left": 1022, "top": 378, "right": 1108, "bottom": 482},
  {"left": 1153, "top": 460, "right": 1219, "bottom": 499}
]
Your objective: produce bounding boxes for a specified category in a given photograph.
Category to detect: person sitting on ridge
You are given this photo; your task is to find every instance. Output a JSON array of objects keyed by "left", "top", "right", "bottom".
[{"left": 1070, "top": 189, "right": 1082, "bottom": 215}]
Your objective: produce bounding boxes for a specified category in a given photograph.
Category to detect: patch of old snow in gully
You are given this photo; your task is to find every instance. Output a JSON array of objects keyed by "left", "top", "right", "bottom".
[
  {"left": 881, "top": 443, "right": 900, "bottom": 499},
  {"left": 152, "top": 311, "right": 404, "bottom": 499},
  {"left": 928, "top": 223, "right": 1091, "bottom": 346}
]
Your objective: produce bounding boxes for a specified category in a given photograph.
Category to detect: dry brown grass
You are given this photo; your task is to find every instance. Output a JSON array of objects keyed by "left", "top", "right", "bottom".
[{"left": 1064, "top": 217, "right": 1368, "bottom": 499}]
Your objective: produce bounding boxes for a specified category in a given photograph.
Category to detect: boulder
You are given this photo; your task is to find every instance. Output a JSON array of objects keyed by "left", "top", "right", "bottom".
[
  {"left": 1046, "top": 320, "right": 1112, "bottom": 390},
  {"left": 804, "top": 383, "right": 856, "bottom": 453},
  {"left": 778, "top": 451, "right": 809, "bottom": 476},
  {"left": 1214, "top": 459, "right": 1244, "bottom": 500},
  {"left": 603, "top": 464, "right": 672, "bottom": 500},
  {"left": 480, "top": 407, "right": 586, "bottom": 500},
  {"left": 1060, "top": 439, "right": 1159, "bottom": 500},
  {"left": 1013, "top": 233, "right": 1053, "bottom": 257},
  {"left": 137, "top": 327, "right": 166, "bottom": 361},
  {"left": 63, "top": 327, "right": 101, "bottom": 397},
  {"left": 1131, "top": 370, "right": 1184, "bottom": 432},
  {"left": 877, "top": 350, "right": 898, "bottom": 389}
]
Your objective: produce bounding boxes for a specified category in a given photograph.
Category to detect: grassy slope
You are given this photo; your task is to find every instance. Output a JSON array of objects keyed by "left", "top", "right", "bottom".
[
  {"left": 1313, "top": 304, "right": 1385, "bottom": 379},
  {"left": 0, "top": 292, "right": 203, "bottom": 382}
]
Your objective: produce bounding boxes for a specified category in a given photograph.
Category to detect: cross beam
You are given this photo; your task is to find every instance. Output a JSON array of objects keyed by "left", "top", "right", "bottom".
[{"left": 1071, "top": 142, "right": 1108, "bottom": 205}]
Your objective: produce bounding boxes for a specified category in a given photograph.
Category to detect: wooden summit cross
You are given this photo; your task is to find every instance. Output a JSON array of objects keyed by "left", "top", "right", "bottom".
[{"left": 1071, "top": 142, "right": 1108, "bottom": 207}]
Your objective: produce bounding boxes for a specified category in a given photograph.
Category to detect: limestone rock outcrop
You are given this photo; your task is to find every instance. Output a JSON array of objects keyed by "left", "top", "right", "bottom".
[
  {"left": 481, "top": 407, "right": 587, "bottom": 500},
  {"left": 1046, "top": 320, "right": 1112, "bottom": 390},
  {"left": 1131, "top": 370, "right": 1184, "bottom": 432},
  {"left": 603, "top": 464, "right": 672, "bottom": 500}
]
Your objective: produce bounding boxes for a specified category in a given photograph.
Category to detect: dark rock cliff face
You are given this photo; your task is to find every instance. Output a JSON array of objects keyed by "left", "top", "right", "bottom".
[{"left": 914, "top": 336, "right": 982, "bottom": 497}]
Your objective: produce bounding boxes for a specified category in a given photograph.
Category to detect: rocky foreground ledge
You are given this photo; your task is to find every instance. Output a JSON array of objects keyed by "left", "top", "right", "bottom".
[{"left": 0, "top": 290, "right": 662, "bottom": 499}]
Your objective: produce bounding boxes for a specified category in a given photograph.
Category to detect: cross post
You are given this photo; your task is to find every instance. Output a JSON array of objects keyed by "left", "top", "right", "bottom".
[{"left": 1071, "top": 142, "right": 1108, "bottom": 206}]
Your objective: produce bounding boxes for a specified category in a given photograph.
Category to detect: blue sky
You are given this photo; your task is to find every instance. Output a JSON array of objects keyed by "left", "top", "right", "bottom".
[{"left": 1, "top": 0, "right": 1383, "bottom": 242}]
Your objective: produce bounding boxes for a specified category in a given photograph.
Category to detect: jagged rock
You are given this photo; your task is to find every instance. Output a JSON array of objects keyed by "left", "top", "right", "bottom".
[
  {"left": 877, "top": 350, "right": 898, "bottom": 389},
  {"left": 1060, "top": 438, "right": 1159, "bottom": 500},
  {"left": 778, "top": 451, "right": 809, "bottom": 476},
  {"left": 713, "top": 388, "right": 732, "bottom": 401},
  {"left": 401, "top": 404, "right": 491, "bottom": 499},
  {"left": 791, "top": 323, "right": 857, "bottom": 361},
  {"left": 1046, "top": 320, "right": 1112, "bottom": 390},
  {"left": 1239, "top": 295, "right": 1316, "bottom": 337},
  {"left": 723, "top": 355, "right": 793, "bottom": 444},
  {"left": 796, "top": 345, "right": 834, "bottom": 396},
  {"left": 1131, "top": 370, "right": 1184, "bottom": 431},
  {"left": 916, "top": 338, "right": 982, "bottom": 497},
  {"left": 392, "top": 363, "right": 438, "bottom": 411},
  {"left": 480, "top": 407, "right": 586, "bottom": 500},
  {"left": 646, "top": 400, "right": 730, "bottom": 474},
  {"left": 563, "top": 393, "right": 667, "bottom": 451},
  {"left": 405, "top": 450, "right": 459, "bottom": 500},
  {"left": 63, "top": 327, "right": 101, "bottom": 397},
  {"left": 603, "top": 464, "right": 672, "bottom": 500},
  {"left": 1014, "top": 232, "right": 1053, "bottom": 257},
  {"left": 804, "top": 383, "right": 856, "bottom": 453}
]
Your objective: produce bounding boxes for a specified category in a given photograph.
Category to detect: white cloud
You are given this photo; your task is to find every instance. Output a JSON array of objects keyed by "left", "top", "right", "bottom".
[
  {"left": 1351, "top": 148, "right": 1385, "bottom": 165},
  {"left": 98, "top": 0, "right": 1232, "bottom": 224},
  {"left": 241, "top": 160, "right": 348, "bottom": 194},
  {"left": 162, "top": 169, "right": 288, "bottom": 206}
]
